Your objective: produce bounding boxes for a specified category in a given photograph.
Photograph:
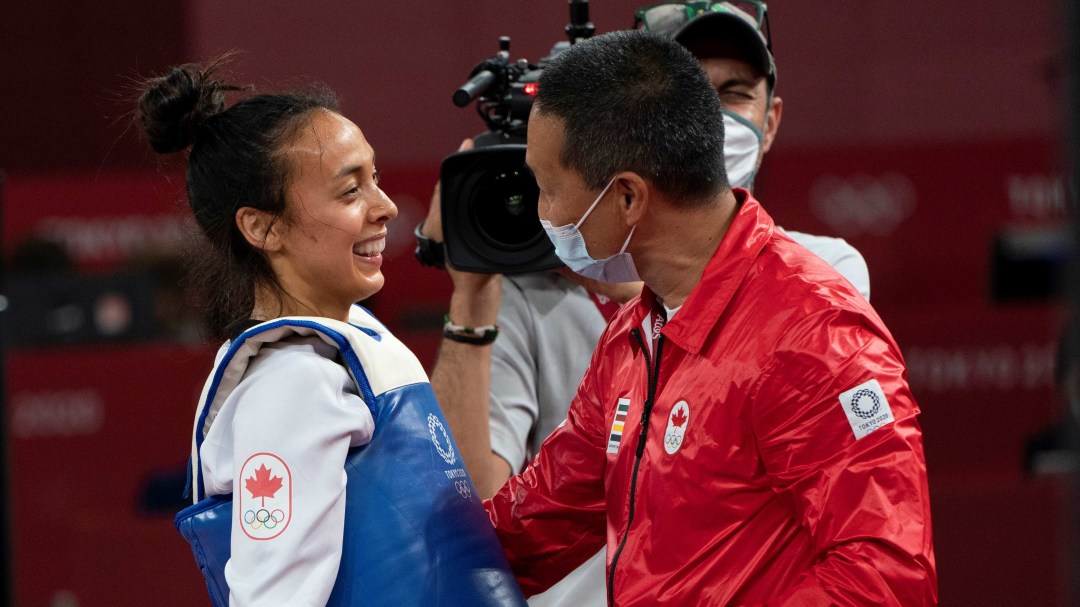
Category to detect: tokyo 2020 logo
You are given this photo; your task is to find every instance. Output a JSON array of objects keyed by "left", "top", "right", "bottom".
[
  {"left": 428, "top": 413, "right": 457, "bottom": 466},
  {"left": 849, "top": 388, "right": 881, "bottom": 419}
]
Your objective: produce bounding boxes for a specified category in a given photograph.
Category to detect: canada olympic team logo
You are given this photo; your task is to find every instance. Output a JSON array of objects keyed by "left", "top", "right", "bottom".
[
  {"left": 428, "top": 413, "right": 457, "bottom": 466},
  {"left": 238, "top": 452, "right": 292, "bottom": 540},
  {"left": 663, "top": 400, "right": 691, "bottom": 455}
]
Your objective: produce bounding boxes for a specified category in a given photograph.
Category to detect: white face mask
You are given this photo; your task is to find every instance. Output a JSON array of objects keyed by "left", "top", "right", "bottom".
[
  {"left": 539, "top": 176, "right": 641, "bottom": 283},
  {"left": 722, "top": 109, "right": 764, "bottom": 189}
]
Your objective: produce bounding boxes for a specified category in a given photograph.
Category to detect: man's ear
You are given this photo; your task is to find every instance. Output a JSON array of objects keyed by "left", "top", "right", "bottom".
[
  {"left": 613, "top": 172, "right": 649, "bottom": 226},
  {"left": 235, "top": 207, "right": 282, "bottom": 252},
  {"left": 761, "top": 94, "right": 783, "bottom": 155}
]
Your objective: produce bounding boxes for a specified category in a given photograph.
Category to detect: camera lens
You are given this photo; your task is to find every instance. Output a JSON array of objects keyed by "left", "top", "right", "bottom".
[
  {"left": 441, "top": 144, "right": 561, "bottom": 274},
  {"left": 471, "top": 168, "right": 542, "bottom": 250}
]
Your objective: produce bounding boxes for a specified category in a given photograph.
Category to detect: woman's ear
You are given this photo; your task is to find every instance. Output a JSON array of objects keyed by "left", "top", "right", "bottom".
[{"left": 235, "top": 207, "right": 282, "bottom": 252}]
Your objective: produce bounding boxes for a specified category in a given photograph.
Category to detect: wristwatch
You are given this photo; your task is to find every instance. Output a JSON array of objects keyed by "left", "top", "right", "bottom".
[{"left": 414, "top": 221, "right": 446, "bottom": 269}]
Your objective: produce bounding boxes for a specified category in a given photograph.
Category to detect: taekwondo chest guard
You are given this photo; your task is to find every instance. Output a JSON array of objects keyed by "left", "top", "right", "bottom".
[{"left": 175, "top": 307, "right": 527, "bottom": 606}]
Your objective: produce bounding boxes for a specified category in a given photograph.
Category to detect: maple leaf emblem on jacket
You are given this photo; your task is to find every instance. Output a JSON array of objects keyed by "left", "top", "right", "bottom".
[
  {"left": 245, "top": 463, "right": 283, "bottom": 507},
  {"left": 671, "top": 406, "right": 688, "bottom": 428}
]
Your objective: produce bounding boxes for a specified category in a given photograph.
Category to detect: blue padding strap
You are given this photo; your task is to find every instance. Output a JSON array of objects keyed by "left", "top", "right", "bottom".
[{"left": 192, "top": 318, "right": 379, "bottom": 500}]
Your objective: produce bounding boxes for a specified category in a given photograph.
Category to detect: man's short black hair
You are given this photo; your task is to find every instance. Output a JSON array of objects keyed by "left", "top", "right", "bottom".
[{"left": 535, "top": 30, "right": 728, "bottom": 207}]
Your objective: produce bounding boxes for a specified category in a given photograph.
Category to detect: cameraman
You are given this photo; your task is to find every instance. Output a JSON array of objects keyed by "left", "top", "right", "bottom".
[
  {"left": 422, "top": 4, "right": 873, "bottom": 606},
  {"left": 636, "top": 0, "right": 870, "bottom": 299}
]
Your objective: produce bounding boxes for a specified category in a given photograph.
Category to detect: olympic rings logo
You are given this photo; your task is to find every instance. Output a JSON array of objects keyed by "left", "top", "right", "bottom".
[
  {"left": 809, "top": 172, "right": 916, "bottom": 238},
  {"left": 244, "top": 509, "right": 286, "bottom": 530},
  {"left": 455, "top": 480, "right": 472, "bottom": 500},
  {"left": 665, "top": 433, "right": 682, "bottom": 449}
]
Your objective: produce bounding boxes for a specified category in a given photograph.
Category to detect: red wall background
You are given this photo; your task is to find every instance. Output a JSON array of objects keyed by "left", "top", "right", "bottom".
[{"left": 1, "top": 1, "right": 1075, "bottom": 605}]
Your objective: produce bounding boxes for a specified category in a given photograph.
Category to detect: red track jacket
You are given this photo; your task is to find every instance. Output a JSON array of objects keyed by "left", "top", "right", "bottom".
[{"left": 484, "top": 191, "right": 936, "bottom": 606}]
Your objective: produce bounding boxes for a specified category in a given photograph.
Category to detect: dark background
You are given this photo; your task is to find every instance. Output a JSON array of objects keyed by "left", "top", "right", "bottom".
[{"left": 1, "top": 1, "right": 1076, "bottom": 605}]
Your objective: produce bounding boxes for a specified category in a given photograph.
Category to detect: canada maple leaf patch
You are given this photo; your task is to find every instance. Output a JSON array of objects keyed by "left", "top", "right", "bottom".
[
  {"left": 245, "top": 463, "right": 283, "bottom": 507},
  {"left": 238, "top": 453, "right": 292, "bottom": 540},
  {"left": 664, "top": 401, "right": 691, "bottom": 455},
  {"left": 670, "top": 407, "right": 688, "bottom": 428}
]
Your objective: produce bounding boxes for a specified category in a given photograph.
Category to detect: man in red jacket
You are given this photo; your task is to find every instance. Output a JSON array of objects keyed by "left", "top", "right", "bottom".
[{"left": 460, "top": 30, "right": 937, "bottom": 605}]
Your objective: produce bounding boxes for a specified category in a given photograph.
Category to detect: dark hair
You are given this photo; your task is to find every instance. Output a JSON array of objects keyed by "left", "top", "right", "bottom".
[
  {"left": 535, "top": 30, "right": 728, "bottom": 206},
  {"left": 135, "top": 58, "right": 340, "bottom": 340}
]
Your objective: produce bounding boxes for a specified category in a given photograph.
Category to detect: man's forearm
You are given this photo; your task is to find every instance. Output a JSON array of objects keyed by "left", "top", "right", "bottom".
[{"left": 430, "top": 279, "right": 504, "bottom": 498}]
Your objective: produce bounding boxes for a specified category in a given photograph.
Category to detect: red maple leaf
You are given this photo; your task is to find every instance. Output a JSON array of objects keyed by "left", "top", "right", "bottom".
[
  {"left": 670, "top": 407, "right": 688, "bottom": 428},
  {"left": 245, "top": 463, "right": 283, "bottom": 507}
]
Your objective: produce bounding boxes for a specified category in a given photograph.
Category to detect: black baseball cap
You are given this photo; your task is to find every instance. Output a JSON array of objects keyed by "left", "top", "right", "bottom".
[{"left": 636, "top": 2, "right": 777, "bottom": 90}]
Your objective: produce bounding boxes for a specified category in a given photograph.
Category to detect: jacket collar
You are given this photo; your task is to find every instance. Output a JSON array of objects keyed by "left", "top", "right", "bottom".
[{"left": 630, "top": 188, "right": 775, "bottom": 355}]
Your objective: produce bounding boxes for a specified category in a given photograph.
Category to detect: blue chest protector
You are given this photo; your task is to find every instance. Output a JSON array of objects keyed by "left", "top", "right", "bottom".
[{"left": 175, "top": 308, "right": 526, "bottom": 606}]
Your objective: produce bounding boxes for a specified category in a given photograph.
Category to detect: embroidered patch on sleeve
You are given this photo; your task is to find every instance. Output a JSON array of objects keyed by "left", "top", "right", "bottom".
[
  {"left": 239, "top": 453, "right": 292, "bottom": 540},
  {"left": 607, "top": 398, "right": 631, "bottom": 454},
  {"left": 838, "top": 379, "right": 895, "bottom": 440}
]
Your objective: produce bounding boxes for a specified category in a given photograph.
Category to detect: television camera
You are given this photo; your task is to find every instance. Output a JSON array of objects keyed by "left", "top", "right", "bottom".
[{"left": 435, "top": 0, "right": 596, "bottom": 274}]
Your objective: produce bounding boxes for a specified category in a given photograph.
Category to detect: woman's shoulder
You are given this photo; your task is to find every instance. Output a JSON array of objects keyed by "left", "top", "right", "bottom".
[{"left": 245, "top": 334, "right": 350, "bottom": 389}]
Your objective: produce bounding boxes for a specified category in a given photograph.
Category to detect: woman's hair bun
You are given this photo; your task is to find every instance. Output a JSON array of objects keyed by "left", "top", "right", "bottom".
[{"left": 137, "top": 59, "right": 234, "bottom": 154}]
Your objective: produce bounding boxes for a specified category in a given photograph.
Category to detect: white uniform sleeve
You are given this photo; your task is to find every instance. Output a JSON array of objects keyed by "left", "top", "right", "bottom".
[
  {"left": 489, "top": 279, "right": 541, "bottom": 473},
  {"left": 826, "top": 246, "right": 871, "bottom": 301},
  {"left": 225, "top": 338, "right": 374, "bottom": 606}
]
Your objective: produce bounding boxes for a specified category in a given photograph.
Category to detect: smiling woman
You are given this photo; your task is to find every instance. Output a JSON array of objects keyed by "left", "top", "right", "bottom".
[
  {"left": 236, "top": 109, "right": 396, "bottom": 324},
  {"left": 135, "top": 58, "right": 526, "bottom": 606}
]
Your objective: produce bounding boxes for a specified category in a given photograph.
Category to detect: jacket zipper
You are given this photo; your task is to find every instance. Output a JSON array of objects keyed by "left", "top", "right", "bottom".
[{"left": 607, "top": 328, "right": 664, "bottom": 607}]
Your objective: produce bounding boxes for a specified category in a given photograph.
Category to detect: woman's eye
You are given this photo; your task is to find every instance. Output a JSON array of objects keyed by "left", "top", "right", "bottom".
[
  {"left": 372, "top": 170, "right": 381, "bottom": 185},
  {"left": 344, "top": 186, "right": 360, "bottom": 196}
]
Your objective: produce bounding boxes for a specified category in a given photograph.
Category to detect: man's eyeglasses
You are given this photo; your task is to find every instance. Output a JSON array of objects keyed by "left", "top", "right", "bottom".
[{"left": 634, "top": 1, "right": 772, "bottom": 51}]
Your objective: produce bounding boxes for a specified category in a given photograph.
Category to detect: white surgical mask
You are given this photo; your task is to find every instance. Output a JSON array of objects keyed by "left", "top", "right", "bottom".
[
  {"left": 539, "top": 177, "right": 640, "bottom": 283},
  {"left": 722, "top": 108, "right": 764, "bottom": 189}
]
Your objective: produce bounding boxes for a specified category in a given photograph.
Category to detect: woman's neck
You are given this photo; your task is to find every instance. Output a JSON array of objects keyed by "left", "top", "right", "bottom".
[{"left": 250, "top": 282, "right": 349, "bottom": 323}]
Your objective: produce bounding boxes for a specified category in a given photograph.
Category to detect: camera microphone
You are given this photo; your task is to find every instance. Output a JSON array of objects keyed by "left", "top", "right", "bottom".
[
  {"left": 453, "top": 70, "right": 497, "bottom": 108},
  {"left": 566, "top": 0, "right": 595, "bottom": 43}
]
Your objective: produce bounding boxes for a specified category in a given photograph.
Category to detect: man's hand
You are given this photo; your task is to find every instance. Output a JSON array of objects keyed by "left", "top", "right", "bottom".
[{"left": 423, "top": 138, "right": 504, "bottom": 325}]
